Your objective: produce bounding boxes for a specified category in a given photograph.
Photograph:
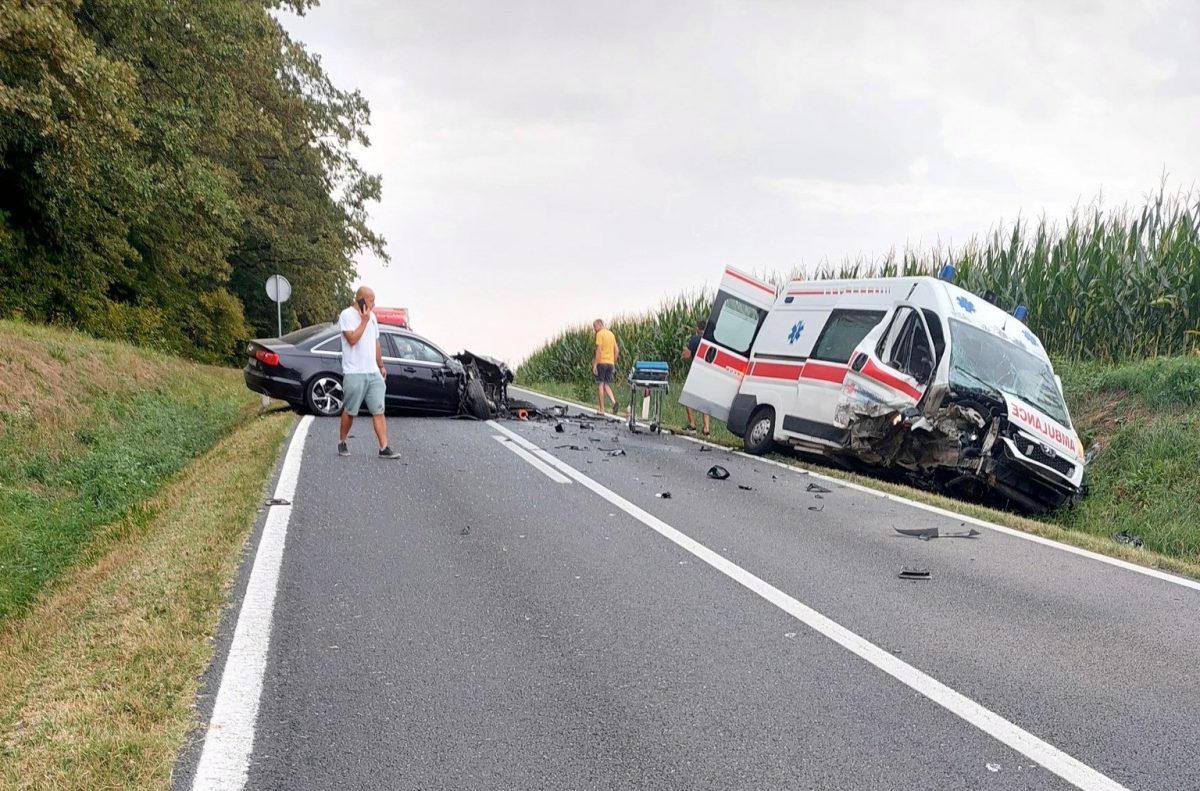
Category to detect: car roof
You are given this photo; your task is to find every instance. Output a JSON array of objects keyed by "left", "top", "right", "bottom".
[{"left": 300, "top": 323, "right": 447, "bottom": 353}]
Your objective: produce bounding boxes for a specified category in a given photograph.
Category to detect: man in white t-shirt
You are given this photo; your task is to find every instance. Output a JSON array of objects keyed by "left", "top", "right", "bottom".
[{"left": 337, "top": 286, "right": 400, "bottom": 459}]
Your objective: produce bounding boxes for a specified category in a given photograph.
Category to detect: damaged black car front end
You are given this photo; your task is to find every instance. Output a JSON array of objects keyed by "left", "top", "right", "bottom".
[{"left": 454, "top": 351, "right": 514, "bottom": 419}]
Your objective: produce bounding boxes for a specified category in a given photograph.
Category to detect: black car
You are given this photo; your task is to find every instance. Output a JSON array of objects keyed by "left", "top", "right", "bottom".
[{"left": 243, "top": 323, "right": 512, "bottom": 418}]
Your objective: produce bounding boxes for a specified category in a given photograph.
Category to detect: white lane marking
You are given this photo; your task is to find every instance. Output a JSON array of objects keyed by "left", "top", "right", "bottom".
[
  {"left": 191, "top": 415, "right": 314, "bottom": 791},
  {"left": 510, "top": 386, "right": 1200, "bottom": 593},
  {"left": 492, "top": 435, "right": 571, "bottom": 483},
  {"left": 488, "top": 419, "right": 1130, "bottom": 791}
]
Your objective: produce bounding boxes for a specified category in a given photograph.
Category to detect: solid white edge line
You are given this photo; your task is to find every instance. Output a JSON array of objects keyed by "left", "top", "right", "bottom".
[
  {"left": 191, "top": 414, "right": 314, "bottom": 791},
  {"left": 488, "top": 419, "right": 1129, "bottom": 791},
  {"left": 509, "top": 386, "right": 1200, "bottom": 592},
  {"left": 492, "top": 435, "right": 571, "bottom": 483}
]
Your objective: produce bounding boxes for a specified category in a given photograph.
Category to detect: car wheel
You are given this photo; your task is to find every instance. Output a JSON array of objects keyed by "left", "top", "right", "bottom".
[
  {"left": 743, "top": 407, "right": 776, "bottom": 455},
  {"left": 305, "top": 374, "right": 344, "bottom": 417},
  {"left": 463, "top": 376, "right": 491, "bottom": 419}
]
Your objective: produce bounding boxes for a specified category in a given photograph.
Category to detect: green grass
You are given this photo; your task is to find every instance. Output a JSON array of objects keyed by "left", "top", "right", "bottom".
[
  {"left": 1054, "top": 356, "right": 1200, "bottom": 560},
  {"left": 0, "top": 320, "right": 257, "bottom": 620},
  {"left": 0, "top": 410, "right": 294, "bottom": 790}
]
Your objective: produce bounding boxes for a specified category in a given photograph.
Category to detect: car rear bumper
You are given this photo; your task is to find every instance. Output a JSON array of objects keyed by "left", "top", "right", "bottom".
[{"left": 243, "top": 366, "right": 303, "bottom": 403}]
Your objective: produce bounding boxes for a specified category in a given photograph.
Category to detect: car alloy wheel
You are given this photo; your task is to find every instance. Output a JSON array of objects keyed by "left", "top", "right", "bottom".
[{"left": 307, "top": 375, "right": 344, "bottom": 417}]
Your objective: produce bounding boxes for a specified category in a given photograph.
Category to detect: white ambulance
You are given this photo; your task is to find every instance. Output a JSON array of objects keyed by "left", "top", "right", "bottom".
[{"left": 680, "top": 266, "right": 1086, "bottom": 512}]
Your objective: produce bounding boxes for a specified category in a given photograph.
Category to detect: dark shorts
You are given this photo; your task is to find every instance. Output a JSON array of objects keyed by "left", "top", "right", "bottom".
[{"left": 594, "top": 364, "right": 615, "bottom": 384}]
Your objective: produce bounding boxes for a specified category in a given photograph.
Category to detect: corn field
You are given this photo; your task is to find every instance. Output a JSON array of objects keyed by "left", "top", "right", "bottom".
[{"left": 518, "top": 188, "right": 1200, "bottom": 385}]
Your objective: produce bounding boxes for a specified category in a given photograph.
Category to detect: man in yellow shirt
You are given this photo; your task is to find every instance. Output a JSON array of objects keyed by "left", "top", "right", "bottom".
[{"left": 592, "top": 318, "right": 620, "bottom": 416}]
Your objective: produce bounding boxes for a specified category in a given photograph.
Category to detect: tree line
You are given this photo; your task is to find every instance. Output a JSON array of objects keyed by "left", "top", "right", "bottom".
[{"left": 0, "top": 0, "right": 386, "bottom": 362}]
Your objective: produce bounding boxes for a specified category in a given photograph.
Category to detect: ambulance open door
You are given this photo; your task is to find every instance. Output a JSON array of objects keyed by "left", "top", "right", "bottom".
[{"left": 680, "top": 267, "right": 776, "bottom": 422}]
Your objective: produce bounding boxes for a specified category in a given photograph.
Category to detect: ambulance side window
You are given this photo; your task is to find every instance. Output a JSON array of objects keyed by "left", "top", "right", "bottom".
[
  {"left": 878, "top": 307, "right": 935, "bottom": 383},
  {"left": 811, "top": 310, "right": 885, "bottom": 363},
  {"left": 707, "top": 293, "right": 766, "bottom": 355}
]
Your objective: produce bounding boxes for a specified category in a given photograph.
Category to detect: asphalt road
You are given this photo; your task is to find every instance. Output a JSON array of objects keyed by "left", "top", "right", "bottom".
[{"left": 175, "top": 392, "right": 1200, "bottom": 791}]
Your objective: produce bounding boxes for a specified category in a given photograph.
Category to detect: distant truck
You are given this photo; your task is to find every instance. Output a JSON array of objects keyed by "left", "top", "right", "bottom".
[
  {"left": 680, "top": 267, "right": 1085, "bottom": 512},
  {"left": 373, "top": 307, "right": 409, "bottom": 329}
]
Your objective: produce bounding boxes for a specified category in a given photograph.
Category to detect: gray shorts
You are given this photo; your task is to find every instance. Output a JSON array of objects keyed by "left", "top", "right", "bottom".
[
  {"left": 594, "top": 364, "right": 615, "bottom": 385},
  {"left": 343, "top": 372, "right": 385, "bottom": 415}
]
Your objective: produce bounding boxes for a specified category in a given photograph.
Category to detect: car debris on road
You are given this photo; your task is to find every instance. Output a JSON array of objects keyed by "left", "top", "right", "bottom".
[{"left": 894, "top": 526, "right": 981, "bottom": 540}]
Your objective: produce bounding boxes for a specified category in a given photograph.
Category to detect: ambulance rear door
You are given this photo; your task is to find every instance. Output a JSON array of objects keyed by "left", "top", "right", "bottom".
[{"left": 680, "top": 267, "right": 776, "bottom": 422}]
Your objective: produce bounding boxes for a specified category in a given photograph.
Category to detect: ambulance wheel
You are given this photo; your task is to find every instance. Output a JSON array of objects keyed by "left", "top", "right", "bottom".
[{"left": 744, "top": 407, "right": 776, "bottom": 455}]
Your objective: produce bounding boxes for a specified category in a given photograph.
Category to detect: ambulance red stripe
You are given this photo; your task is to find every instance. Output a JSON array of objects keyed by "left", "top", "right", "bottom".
[
  {"left": 747, "top": 361, "right": 804, "bottom": 380},
  {"left": 696, "top": 341, "right": 749, "bottom": 375},
  {"left": 861, "top": 358, "right": 923, "bottom": 400},
  {"left": 799, "top": 361, "right": 848, "bottom": 385},
  {"left": 724, "top": 269, "right": 776, "bottom": 296}
]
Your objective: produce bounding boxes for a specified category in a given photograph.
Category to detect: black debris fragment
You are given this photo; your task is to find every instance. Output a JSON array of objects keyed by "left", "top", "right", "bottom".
[
  {"left": 579, "top": 422, "right": 594, "bottom": 430},
  {"left": 265, "top": 497, "right": 291, "bottom": 506},
  {"left": 656, "top": 492, "right": 672, "bottom": 499},
  {"left": 460, "top": 526, "right": 471, "bottom": 536},
  {"left": 707, "top": 465, "right": 730, "bottom": 480},
  {"left": 609, "top": 449, "right": 627, "bottom": 457},
  {"left": 555, "top": 444, "right": 587, "bottom": 451},
  {"left": 738, "top": 485, "right": 754, "bottom": 491},
  {"left": 588, "top": 437, "right": 602, "bottom": 443},
  {"left": 807, "top": 504, "right": 824, "bottom": 512},
  {"left": 898, "top": 566, "right": 930, "bottom": 580},
  {"left": 1113, "top": 530, "right": 1144, "bottom": 548},
  {"left": 699, "top": 445, "right": 712, "bottom": 452},
  {"left": 806, "top": 482, "right": 832, "bottom": 494},
  {"left": 554, "top": 423, "right": 565, "bottom": 433}
]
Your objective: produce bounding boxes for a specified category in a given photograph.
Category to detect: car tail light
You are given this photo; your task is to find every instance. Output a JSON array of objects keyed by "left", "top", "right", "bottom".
[{"left": 255, "top": 349, "right": 280, "bottom": 366}]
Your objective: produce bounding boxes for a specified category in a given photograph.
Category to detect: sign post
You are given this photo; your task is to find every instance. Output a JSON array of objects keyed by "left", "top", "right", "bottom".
[{"left": 265, "top": 274, "right": 292, "bottom": 338}]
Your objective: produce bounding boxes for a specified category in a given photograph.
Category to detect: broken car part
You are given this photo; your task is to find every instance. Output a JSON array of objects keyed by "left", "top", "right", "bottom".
[
  {"left": 707, "top": 465, "right": 730, "bottom": 480},
  {"left": 894, "top": 527, "right": 981, "bottom": 540},
  {"left": 898, "top": 566, "right": 931, "bottom": 580}
]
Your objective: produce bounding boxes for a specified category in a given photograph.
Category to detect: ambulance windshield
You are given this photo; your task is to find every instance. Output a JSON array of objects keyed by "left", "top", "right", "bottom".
[{"left": 947, "top": 320, "right": 1070, "bottom": 426}]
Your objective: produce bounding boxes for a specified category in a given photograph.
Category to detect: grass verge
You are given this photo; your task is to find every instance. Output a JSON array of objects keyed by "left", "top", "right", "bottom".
[
  {"left": 519, "top": 358, "right": 1200, "bottom": 580},
  {"left": 0, "top": 319, "right": 254, "bottom": 620},
  {"left": 0, "top": 409, "right": 293, "bottom": 790}
]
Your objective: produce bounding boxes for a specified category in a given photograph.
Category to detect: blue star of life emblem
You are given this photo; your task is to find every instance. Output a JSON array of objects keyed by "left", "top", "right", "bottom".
[
  {"left": 1023, "top": 329, "right": 1039, "bottom": 347},
  {"left": 956, "top": 296, "right": 976, "bottom": 313},
  {"left": 787, "top": 320, "right": 805, "bottom": 345}
]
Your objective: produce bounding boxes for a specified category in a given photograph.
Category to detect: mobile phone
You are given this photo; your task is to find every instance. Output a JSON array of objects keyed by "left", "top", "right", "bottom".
[{"left": 357, "top": 298, "right": 367, "bottom": 311}]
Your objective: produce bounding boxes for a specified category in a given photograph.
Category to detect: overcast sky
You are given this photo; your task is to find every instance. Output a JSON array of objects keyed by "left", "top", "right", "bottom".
[{"left": 281, "top": 0, "right": 1198, "bottom": 364}]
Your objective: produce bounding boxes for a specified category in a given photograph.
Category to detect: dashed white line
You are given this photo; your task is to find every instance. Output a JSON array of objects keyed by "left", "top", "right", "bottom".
[
  {"left": 488, "top": 419, "right": 1131, "bottom": 791},
  {"left": 191, "top": 415, "right": 314, "bottom": 791},
  {"left": 493, "top": 434, "right": 571, "bottom": 483}
]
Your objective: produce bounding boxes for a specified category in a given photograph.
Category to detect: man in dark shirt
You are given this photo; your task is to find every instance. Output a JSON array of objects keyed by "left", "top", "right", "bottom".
[{"left": 680, "top": 320, "right": 711, "bottom": 435}]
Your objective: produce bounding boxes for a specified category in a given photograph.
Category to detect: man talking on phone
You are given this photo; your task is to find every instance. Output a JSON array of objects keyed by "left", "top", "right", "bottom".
[{"left": 337, "top": 286, "right": 401, "bottom": 459}]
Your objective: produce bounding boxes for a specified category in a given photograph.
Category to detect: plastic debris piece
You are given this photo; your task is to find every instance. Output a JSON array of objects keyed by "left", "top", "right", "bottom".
[
  {"left": 699, "top": 445, "right": 712, "bottom": 452},
  {"left": 738, "top": 484, "right": 754, "bottom": 491},
  {"left": 655, "top": 492, "right": 672, "bottom": 499},
  {"left": 706, "top": 465, "right": 730, "bottom": 480},
  {"left": 986, "top": 763, "right": 1001, "bottom": 773},
  {"left": 460, "top": 525, "right": 471, "bottom": 535},
  {"left": 609, "top": 449, "right": 627, "bottom": 457},
  {"left": 895, "top": 527, "right": 939, "bottom": 541},
  {"left": 555, "top": 444, "right": 587, "bottom": 451},
  {"left": 266, "top": 497, "right": 291, "bottom": 506},
  {"left": 898, "top": 566, "right": 930, "bottom": 580},
  {"left": 1113, "top": 530, "right": 1143, "bottom": 548},
  {"left": 895, "top": 527, "right": 981, "bottom": 540},
  {"left": 806, "top": 482, "right": 832, "bottom": 493},
  {"left": 807, "top": 504, "right": 824, "bottom": 512},
  {"left": 555, "top": 423, "right": 565, "bottom": 433}
]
